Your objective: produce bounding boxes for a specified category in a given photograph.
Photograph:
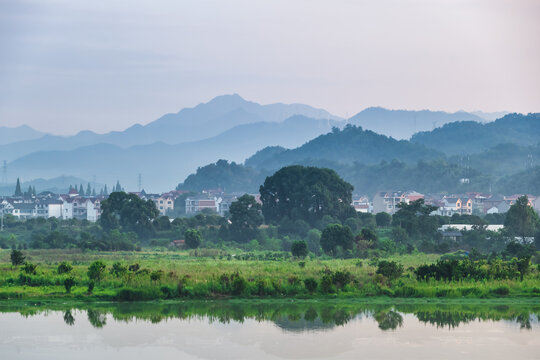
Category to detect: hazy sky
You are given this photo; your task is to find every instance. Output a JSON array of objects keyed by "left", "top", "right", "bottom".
[{"left": 1, "top": 0, "right": 539, "bottom": 135}]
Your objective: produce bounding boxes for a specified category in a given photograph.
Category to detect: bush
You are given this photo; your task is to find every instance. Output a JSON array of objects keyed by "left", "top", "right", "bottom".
[
  {"left": 57, "top": 262, "right": 73, "bottom": 274},
  {"left": 10, "top": 249, "right": 25, "bottom": 266},
  {"left": 150, "top": 270, "right": 163, "bottom": 282},
  {"left": 304, "top": 278, "right": 318, "bottom": 293},
  {"left": 110, "top": 262, "right": 127, "bottom": 277},
  {"left": 332, "top": 271, "right": 352, "bottom": 290},
  {"left": 490, "top": 285, "right": 510, "bottom": 296},
  {"left": 22, "top": 262, "right": 37, "bottom": 275},
  {"left": 64, "top": 277, "right": 76, "bottom": 293},
  {"left": 87, "top": 281, "right": 95, "bottom": 294},
  {"left": 87, "top": 261, "right": 106, "bottom": 282},
  {"left": 185, "top": 229, "right": 202, "bottom": 249},
  {"left": 231, "top": 275, "right": 247, "bottom": 295},
  {"left": 291, "top": 240, "right": 308, "bottom": 258},
  {"left": 320, "top": 274, "right": 334, "bottom": 294},
  {"left": 376, "top": 260, "right": 403, "bottom": 280}
]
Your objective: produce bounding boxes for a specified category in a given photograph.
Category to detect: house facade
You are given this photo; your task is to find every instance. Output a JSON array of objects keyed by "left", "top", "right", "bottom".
[{"left": 372, "top": 191, "right": 424, "bottom": 215}]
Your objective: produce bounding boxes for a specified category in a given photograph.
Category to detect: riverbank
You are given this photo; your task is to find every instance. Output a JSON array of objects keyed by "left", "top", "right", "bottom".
[{"left": 1, "top": 249, "right": 539, "bottom": 301}]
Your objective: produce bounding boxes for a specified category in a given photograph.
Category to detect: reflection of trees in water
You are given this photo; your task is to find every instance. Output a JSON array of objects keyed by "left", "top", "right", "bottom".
[
  {"left": 63, "top": 310, "right": 75, "bottom": 326},
  {"left": 374, "top": 311, "right": 403, "bottom": 331},
  {"left": 2, "top": 302, "right": 538, "bottom": 332},
  {"left": 87, "top": 310, "right": 107, "bottom": 328}
]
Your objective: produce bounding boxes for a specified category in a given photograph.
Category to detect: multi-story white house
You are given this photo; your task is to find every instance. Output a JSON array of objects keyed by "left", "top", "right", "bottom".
[{"left": 372, "top": 191, "right": 424, "bottom": 215}]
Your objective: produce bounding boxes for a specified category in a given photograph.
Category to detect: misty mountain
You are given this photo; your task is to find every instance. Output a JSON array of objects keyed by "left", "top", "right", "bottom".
[
  {"left": 6, "top": 116, "right": 339, "bottom": 191},
  {"left": 348, "top": 107, "right": 485, "bottom": 140},
  {"left": 0, "top": 94, "right": 341, "bottom": 162},
  {"left": 0, "top": 125, "right": 47, "bottom": 145},
  {"left": 411, "top": 113, "right": 540, "bottom": 155},
  {"left": 245, "top": 125, "right": 444, "bottom": 171}
]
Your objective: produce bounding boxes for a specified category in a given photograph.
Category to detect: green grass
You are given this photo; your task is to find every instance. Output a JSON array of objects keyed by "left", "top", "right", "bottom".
[{"left": 0, "top": 249, "right": 538, "bottom": 301}]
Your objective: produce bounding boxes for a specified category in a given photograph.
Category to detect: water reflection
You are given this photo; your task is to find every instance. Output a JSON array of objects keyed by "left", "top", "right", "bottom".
[{"left": 1, "top": 301, "right": 538, "bottom": 332}]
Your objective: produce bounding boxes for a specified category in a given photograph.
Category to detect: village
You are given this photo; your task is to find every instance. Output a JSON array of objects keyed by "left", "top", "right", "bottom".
[{"left": 1, "top": 179, "right": 538, "bottom": 226}]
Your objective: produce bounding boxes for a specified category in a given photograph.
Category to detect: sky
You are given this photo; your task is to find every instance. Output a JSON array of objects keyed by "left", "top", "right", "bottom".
[{"left": 1, "top": 0, "right": 539, "bottom": 135}]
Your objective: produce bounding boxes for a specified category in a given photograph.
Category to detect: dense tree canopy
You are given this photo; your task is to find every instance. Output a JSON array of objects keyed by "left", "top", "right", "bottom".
[
  {"left": 228, "top": 194, "right": 263, "bottom": 243},
  {"left": 320, "top": 224, "right": 354, "bottom": 255},
  {"left": 100, "top": 192, "right": 159, "bottom": 238},
  {"left": 392, "top": 199, "right": 438, "bottom": 239},
  {"left": 504, "top": 196, "right": 540, "bottom": 240},
  {"left": 259, "top": 166, "right": 355, "bottom": 225}
]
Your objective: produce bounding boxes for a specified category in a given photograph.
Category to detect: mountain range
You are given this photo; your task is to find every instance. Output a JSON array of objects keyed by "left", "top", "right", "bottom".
[{"left": 1, "top": 94, "right": 537, "bottom": 192}]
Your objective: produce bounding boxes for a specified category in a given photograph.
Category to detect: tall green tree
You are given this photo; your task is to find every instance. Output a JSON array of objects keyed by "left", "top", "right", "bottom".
[
  {"left": 100, "top": 192, "right": 159, "bottom": 238},
  {"left": 184, "top": 229, "right": 202, "bottom": 249},
  {"left": 228, "top": 194, "right": 263, "bottom": 243},
  {"left": 504, "top": 196, "right": 540, "bottom": 241},
  {"left": 320, "top": 224, "right": 354, "bottom": 255},
  {"left": 14, "top": 178, "right": 22, "bottom": 197},
  {"left": 79, "top": 184, "right": 84, "bottom": 196},
  {"left": 259, "top": 166, "right": 355, "bottom": 225},
  {"left": 392, "top": 199, "right": 438, "bottom": 238},
  {"left": 86, "top": 183, "right": 92, "bottom": 196}
]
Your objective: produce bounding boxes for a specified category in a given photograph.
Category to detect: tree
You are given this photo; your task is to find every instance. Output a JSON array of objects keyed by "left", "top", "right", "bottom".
[
  {"left": 228, "top": 194, "right": 263, "bottom": 242},
  {"left": 86, "top": 183, "right": 92, "bottom": 197},
  {"left": 320, "top": 224, "right": 354, "bottom": 255},
  {"left": 115, "top": 180, "right": 122, "bottom": 192},
  {"left": 64, "top": 277, "right": 76, "bottom": 293},
  {"left": 79, "top": 184, "right": 85, "bottom": 196},
  {"left": 57, "top": 262, "right": 73, "bottom": 274},
  {"left": 100, "top": 192, "right": 159, "bottom": 238},
  {"left": 393, "top": 199, "right": 438, "bottom": 238},
  {"left": 376, "top": 260, "right": 403, "bottom": 280},
  {"left": 87, "top": 261, "right": 106, "bottom": 282},
  {"left": 10, "top": 249, "right": 25, "bottom": 266},
  {"left": 504, "top": 196, "right": 540, "bottom": 241},
  {"left": 291, "top": 240, "right": 308, "bottom": 258},
  {"left": 184, "top": 229, "right": 202, "bottom": 249},
  {"left": 260, "top": 165, "right": 355, "bottom": 225},
  {"left": 375, "top": 212, "right": 392, "bottom": 227},
  {"left": 14, "top": 178, "right": 22, "bottom": 197}
]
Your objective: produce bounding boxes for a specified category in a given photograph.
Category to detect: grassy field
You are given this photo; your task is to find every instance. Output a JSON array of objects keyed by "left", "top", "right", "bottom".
[{"left": 0, "top": 249, "right": 539, "bottom": 301}]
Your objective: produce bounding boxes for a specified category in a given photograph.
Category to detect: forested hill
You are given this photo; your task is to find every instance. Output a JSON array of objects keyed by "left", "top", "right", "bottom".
[
  {"left": 245, "top": 125, "right": 444, "bottom": 171},
  {"left": 410, "top": 113, "right": 540, "bottom": 155}
]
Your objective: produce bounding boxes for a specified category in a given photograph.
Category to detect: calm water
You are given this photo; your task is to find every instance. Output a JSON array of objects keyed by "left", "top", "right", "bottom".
[{"left": 0, "top": 301, "right": 539, "bottom": 360}]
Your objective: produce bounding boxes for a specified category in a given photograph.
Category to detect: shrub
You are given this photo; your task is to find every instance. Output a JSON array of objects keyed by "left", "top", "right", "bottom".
[
  {"left": 64, "top": 277, "right": 76, "bottom": 293},
  {"left": 332, "top": 271, "right": 352, "bottom": 290},
  {"left": 87, "top": 261, "right": 106, "bottom": 282},
  {"left": 231, "top": 275, "right": 247, "bottom": 295},
  {"left": 320, "top": 273, "right": 334, "bottom": 293},
  {"left": 110, "top": 262, "right": 127, "bottom": 277},
  {"left": 304, "top": 278, "right": 318, "bottom": 293},
  {"left": 185, "top": 229, "right": 202, "bottom": 249},
  {"left": 87, "top": 281, "right": 95, "bottom": 294},
  {"left": 490, "top": 286, "right": 510, "bottom": 296},
  {"left": 10, "top": 249, "right": 25, "bottom": 266},
  {"left": 376, "top": 260, "right": 403, "bottom": 280},
  {"left": 291, "top": 240, "right": 308, "bottom": 258},
  {"left": 128, "top": 263, "right": 140, "bottom": 272},
  {"left": 57, "top": 262, "right": 73, "bottom": 274},
  {"left": 22, "top": 262, "right": 37, "bottom": 275},
  {"left": 150, "top": 270, "right": 163, "bottom": 282}
]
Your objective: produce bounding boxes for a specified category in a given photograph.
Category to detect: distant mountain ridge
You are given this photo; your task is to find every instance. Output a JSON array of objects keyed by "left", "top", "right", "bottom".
[
  {"left": 0, "top": 125, "right": 47, "bottom": 145},
  {"left": 0, "top": 94, "right": 342, "bottom": 162},
  {"left": 245, "top": 125, "right": 444, "bottom": 171},
  {"left": 348, "top": 107, "right": 485, "bottom": 140},
  {"left": 411, "top": 113, "right": 540, "bottom": 155}
]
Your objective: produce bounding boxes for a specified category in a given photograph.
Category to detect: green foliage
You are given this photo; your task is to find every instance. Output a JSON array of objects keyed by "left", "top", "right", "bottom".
[
  {"left": 64, "top": 277, "right": 75, "bottom": 293},
  {"left": 150, "top": 270, "right": 163, "bottom": 282},
  {"left": 10, "top": 249, "right": 25, "bottom": 266},
  {"left": 179, "top": 159, "right": 264, "bottom": 193},
  {"left": 375, "top": 212, "right": 392, "bottom": 227},
  {"left": 303, "top": 277, "right": 318, "bottom": 293},
  {"left": 376, "top": 261, "right": 403, "bottom": 280},
  {"left": 228, "top": 194, "right": 263, "bottom": 243},
  {"left": 22, "top": 262, "right": 37, "bottom": 275},
  {"left": 291, "top": 240, "right": 308, "bottom": 258},
  {"left": 320, "top": 224, "right": 354, "bottom": 255},
  {"left": 393, "top": 199, "right": 438, "bottom": 238},
  {"left": 100, "top": 192, "right": 159, "bottom": 239},
  {"left": 260, "top": 165, "right": 355, "bottom": 225},
  {"left": 110, "top": 262, "right": 127, "bottom": 278},
  {"left": 184, "top": 229, "right": 202, "bottom": 249},
  {"left": 504, "top": 196, "right": 540, "bottom": 239},
  {"left": 87, "top": 261, "right": 106, "bottom": 282},
  {"left": 57, "top": 262, "right": 73, "bottom": 274}
]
